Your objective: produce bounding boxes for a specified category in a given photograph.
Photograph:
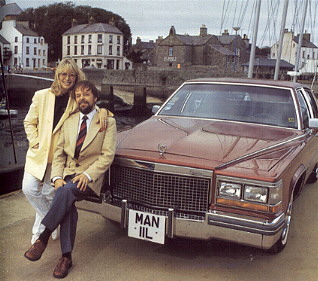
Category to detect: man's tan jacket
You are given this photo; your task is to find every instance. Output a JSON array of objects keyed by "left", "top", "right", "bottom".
[
  {"left": 24, "top": 88, "right": 78, "bottom": 180},
  {"left": 51, "top": 112, "right": 117, "bottom": 195}
]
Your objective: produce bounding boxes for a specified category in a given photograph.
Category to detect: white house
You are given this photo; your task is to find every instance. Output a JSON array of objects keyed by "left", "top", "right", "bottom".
[
  {"left": 62, "top": 18, "right": 129, "bottom": 69},
  {"left": 0, "top": 18, "right": 48, "bottom": 69},
  {"left": 271, "top": 29, "right": 318, "bottom": 74}
]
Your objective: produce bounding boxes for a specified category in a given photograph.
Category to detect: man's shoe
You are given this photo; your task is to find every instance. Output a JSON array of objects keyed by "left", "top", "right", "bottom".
[
  {"left": 24, "top": 239, "right": 47, "bottom": 261},
  {"left": 53, "top": 257, "right": 72, "bottom": 279}
]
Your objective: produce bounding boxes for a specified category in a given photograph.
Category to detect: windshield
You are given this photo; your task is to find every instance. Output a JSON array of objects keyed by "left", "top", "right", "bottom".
[{"left": 158, "top": 83, "right": 297, "bottom": 128}]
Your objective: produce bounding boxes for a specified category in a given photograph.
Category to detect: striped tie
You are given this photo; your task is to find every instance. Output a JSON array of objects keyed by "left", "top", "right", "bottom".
[{"left": 74, "top": 115, "right": 88, "bottom": 159}]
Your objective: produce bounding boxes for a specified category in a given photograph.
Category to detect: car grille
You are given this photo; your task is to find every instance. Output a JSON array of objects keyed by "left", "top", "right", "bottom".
[{"left": 110, "top": 164, "right": 211, "bottom": 220}]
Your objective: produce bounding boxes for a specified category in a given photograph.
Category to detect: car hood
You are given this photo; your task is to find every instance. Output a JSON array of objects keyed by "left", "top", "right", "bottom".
[{"left": 117, "top": 117, "right": 303, "bottom": 172}]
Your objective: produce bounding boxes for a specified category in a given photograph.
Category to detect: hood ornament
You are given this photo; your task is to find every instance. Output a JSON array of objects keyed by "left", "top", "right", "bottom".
[{"left": 158, "top": 144, "right": 167, "bottom": 157}]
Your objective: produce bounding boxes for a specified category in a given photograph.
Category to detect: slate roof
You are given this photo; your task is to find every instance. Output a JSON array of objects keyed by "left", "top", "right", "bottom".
[
  {"left": 0, "top": 3, "right": 22, "bottom": 22},
  {"left": 209, "top": 44, "right": 235, "bottom": 56},
  {"left": 63, "top": 23, "right": 122, "bottom": 35},
  {"left": 15, "top": 22, "right": 38, "bottom": 36},
  {"left": 0, "top": 34, "right": 10, "bottom": 44},
  {"left": 174, "top": 34, "right": 215, "bottom": 46},
  {"left": 241, "top": 58, "right": 294, "bottom": 69},
  {"left": 217, "top": 34, "right": 236, "bottom": 45},
  {"left": 293, "top": 35, "right": 318, "bottom": 48}
]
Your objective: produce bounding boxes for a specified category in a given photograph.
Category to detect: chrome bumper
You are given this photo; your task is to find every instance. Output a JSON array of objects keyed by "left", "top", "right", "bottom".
[{"left": 77, "top": 199, "right": 286, "bottom": 250}]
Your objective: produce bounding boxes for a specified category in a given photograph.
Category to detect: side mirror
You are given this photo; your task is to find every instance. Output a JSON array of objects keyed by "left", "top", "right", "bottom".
[
  {"left": 152, "top": 105, "right": 161, "bottom": 115},
  {"left": 309, "top": 118, "right": 318, "bottom": 128}
]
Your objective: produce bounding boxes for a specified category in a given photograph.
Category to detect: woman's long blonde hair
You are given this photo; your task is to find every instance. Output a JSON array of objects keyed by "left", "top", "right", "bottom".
[{"left": 51, "top": 57, "right": 87, "bottom": 96}]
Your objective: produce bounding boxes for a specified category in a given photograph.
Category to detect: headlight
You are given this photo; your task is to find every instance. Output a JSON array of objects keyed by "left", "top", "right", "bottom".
[
  {"left": 244, "top": 186, "right": 268, "bottom": 203},
  {"left": 219, "top": 182, "right": 241, "bottom": 199}
]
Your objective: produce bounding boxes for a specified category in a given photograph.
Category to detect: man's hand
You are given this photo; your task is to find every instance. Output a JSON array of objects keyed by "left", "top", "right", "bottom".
[
  {"left": 97, "top": 108, "right": 108, "bottom": 132},
  {"left": 72, "top": 174, "right": 89, "bottom": 191},
  {"left": 54, "top": 178, "right": 66, "bottom": 190}
]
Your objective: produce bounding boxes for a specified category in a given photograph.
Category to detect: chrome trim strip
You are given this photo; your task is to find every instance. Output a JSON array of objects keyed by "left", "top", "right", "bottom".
[
  {"left": 121, "top": 199, "right": 128, "bottom": 229},
  {"left": 113, "top": 157, "right": 213, "bottom": 178},
  {"left": 167, "top": 208, "right": 174, "bottom": 238},
  {"left": 207, "top": 211, "right": 285, "bottom": 235},
  {"left": 216, "top": 132, "right": 308, "bottom": 170}
]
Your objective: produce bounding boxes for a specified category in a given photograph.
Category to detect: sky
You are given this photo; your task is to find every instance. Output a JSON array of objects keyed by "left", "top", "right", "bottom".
[{"left": 5, "top": 0, "right": 318, "bottom": 47}]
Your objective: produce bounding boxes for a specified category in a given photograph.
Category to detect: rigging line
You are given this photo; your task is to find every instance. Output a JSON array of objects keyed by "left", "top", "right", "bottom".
[
  {"left": 238, "top": 1, "right": 249, "bottom": 28},
  {"left": 220, "top": 0, "right": 231, "bottom": 33},
  {"left": 231, "top": 0, "right": 239, "bottom": 29},
  {"left": 259, "top": 0, "right": 272, "bottom": 46},
  {"left": 247, "top": 0, "right": 256, "bottom": 43}
]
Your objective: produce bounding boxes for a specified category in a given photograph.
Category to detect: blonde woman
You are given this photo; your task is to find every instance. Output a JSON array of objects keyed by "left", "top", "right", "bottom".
[{"left": 22, "top": 57, "right": 110, "bottom": 244}]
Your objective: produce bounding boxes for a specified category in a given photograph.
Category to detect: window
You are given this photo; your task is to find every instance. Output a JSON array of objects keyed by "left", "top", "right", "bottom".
[
  {"left": 15, "top": 37, "right": 18, "bottom": 42},
  {"left": 81, "top": 45, "right": 84, "bottom": 55},
  {"left": 117, "top": 36, "right": 120, "bottom": 44},
  {"left": 88, "top": 35, "right": 92, "bottom": 43},
  {"left": 169, "top": 47, "right": 173, "bottom": 56},
  {"left": 43, "top": 59, "right": 45, "bottom": 65},
  {"left": 98, "top": 34, "right": 102, "bottom": 43},
  {"left": 26, "top": 38, "right": 29, "bottom": 43},
  {"left": 302, "top": 51, "right": 305, "bottom": 58},
  {"left": 43, "top": 50, "right": 46, "bottom": 56},
  {"left": 74, "top": 46, "right": 77, "bottom": 55},
  {"left": 38, "top": 59, "right": 40, "bottom": 66},
  {"left": 34, "top": 47, "right": 37, "bottom": 55},
  {"left": 34, "top": 38, "right": 37, "bottom": 43},
  {"left": 81, "top": 35, "right": 85, "bottom": 43},
  {"left": 26, "top": 58, "right": 30, "bottom": 67},
  {"left": 74, "top": 36, "right": 77, "bottom": 44},
  {"left": 67, "top": 46, "right": 70, "bottom": 55},
  {"left": 67, "top": 36, "right": 70, "bottom": 44},
  {"left": 14, "top": 46, "right": 18, "bottom": 54},
  {"left": 38, "top": 49, "right": 41, "bottom": 56},
  {"left": 14, "top": 58, "right": 18, "bottom": 66},
  {"left": 117, "top": 46, "right": 120, "bottom": 56},
  {"left": 26, "top": 47, "right": 29, "bottom": 54},
  {"left": 109, "top": 35, "right": 113, "bottom": 43},
  {"left": 88, "top": 45, "right": 92, "bottom": 55},
  {"left": 97, "top": 45, "right": 102, "bottom": 54},
  {"left": 109, "top": 45, "right": 113, "bottom": 55}
]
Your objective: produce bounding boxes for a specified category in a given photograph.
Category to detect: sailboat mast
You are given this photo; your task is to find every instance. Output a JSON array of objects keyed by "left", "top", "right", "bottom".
[
  {"left": 274, "top": 0, "right": 289, "bottom": 80},
  {"left": 293, "top": 0, "right": 309, "bottom": 82},
  {"left": 248, "top": 0, "right": 262, "bottom": 78}
]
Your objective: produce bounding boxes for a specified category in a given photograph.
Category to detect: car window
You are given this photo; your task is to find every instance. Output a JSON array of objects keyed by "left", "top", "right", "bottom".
[
  {"left": 159, "top": 83, "right": 297, "bottom": 128},
  {"left": 302, "top": 88, "right": 318, "bottom": 118}
]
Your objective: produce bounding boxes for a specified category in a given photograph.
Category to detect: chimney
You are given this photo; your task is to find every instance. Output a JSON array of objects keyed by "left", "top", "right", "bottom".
[
  {"left": 303, "top": 32, "right": 310, "bottom": 42},
  {"left": 156, "top": 36, "right": 164, "bottom": 44},
  {"left": 243, "top": 34, "right": 249, "bottom": 48},
  {"left": 136, "top": 37, "right": 141, "bottom": 44},
  {"left": 72, "top": 18, "right": 78, "bottom": 27},
  {"left": 88, "top": 16, "right": 95, "bottom": 25},
  {"left": 109, "top": 17, "right": 115, "bottom": 26},
  {"left": 222, "top": 29, "right": 229, "bottom": 36},
  {"left": 200, "top": 24, "right": 207, "bottom": 37}
]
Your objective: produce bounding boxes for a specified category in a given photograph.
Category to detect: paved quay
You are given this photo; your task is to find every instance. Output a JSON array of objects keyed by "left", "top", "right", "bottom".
[{"left": 0, "top": 180, "right": 317, "bottom": 281}]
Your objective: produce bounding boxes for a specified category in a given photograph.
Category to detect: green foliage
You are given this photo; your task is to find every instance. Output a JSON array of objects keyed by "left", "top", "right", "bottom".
[{"left": 18, "top": 1, "right": 132, "bottom": 62}]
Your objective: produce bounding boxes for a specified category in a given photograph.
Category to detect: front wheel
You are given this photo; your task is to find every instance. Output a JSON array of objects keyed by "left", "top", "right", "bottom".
[
  {"left": 306, "top": 163, "right": 318, "bottom": 184},
  {"left": 268, "top": 199, "right": 293, "bottom": 254}
]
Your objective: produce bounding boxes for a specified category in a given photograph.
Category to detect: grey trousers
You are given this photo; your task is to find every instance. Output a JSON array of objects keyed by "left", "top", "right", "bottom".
[{"left": 41, "top": 176, "right": 94, "bottom": 254}]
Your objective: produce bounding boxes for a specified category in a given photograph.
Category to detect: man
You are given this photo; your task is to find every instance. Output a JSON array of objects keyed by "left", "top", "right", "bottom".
[{"left": 24, "top": 80, "right": 117, "bottom": 279}]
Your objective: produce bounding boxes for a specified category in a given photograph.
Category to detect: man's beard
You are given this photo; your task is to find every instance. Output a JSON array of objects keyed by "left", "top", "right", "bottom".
[{"left": 79, "top": 101, "right": 94, "bottom": 114}]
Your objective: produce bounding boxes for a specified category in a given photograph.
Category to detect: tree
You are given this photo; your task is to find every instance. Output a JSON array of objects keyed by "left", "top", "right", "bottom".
[{"left": 18, "top": 1, "right": 132, "bottom": 62}]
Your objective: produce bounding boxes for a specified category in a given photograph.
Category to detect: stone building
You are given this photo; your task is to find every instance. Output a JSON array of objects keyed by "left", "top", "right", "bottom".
[
  {"left": 62, "top": 17, "right": 127, "bottom": 69},
  {"left": 154, "top": 25, "right": 249, "bottom": 70},
  {"left": 132, "top": 37, "right": 155, "bottom": 65}
]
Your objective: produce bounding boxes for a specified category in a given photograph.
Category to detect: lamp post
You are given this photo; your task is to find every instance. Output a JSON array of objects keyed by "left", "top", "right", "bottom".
[{"left": 233, "top": 26, "right": 240, "bottom": 72}]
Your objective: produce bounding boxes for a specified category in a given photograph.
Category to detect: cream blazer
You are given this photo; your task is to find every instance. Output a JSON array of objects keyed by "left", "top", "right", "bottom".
[
  {"left": 51, "top": 113, "right": 117, "bottom": 195},
  {"left": 24, "top": 88, "right": 78, "bottom": 180}
]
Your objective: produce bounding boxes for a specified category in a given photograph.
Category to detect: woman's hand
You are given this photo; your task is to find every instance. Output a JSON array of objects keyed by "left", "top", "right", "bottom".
[{"left": 97, "top": 108, "right": 108, "bottom": 132}]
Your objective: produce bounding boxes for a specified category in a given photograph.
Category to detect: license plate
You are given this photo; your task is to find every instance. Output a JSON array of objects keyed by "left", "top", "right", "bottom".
[{"left": 128, "top": 210, "right": 166, "bottom": 244}]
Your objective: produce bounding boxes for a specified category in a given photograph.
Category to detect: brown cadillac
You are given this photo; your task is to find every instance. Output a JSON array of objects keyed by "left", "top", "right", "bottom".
[{"left": 79, "top": 78, "right": 318, "bottom": 253}]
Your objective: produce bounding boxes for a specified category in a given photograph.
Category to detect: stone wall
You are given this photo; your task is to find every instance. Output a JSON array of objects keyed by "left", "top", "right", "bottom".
[{"left": 83, "top": 67, "right": 245, "bottom": 98}]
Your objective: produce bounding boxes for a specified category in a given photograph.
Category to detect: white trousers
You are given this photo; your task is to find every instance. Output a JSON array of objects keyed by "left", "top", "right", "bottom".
[{"left": 22, "top": 164, "right": 55, "bottom": 241}]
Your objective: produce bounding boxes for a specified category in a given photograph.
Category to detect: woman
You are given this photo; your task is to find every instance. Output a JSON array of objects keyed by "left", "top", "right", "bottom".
[{"left": 22, "top": 57, "right": 109, "bottom": 244}]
